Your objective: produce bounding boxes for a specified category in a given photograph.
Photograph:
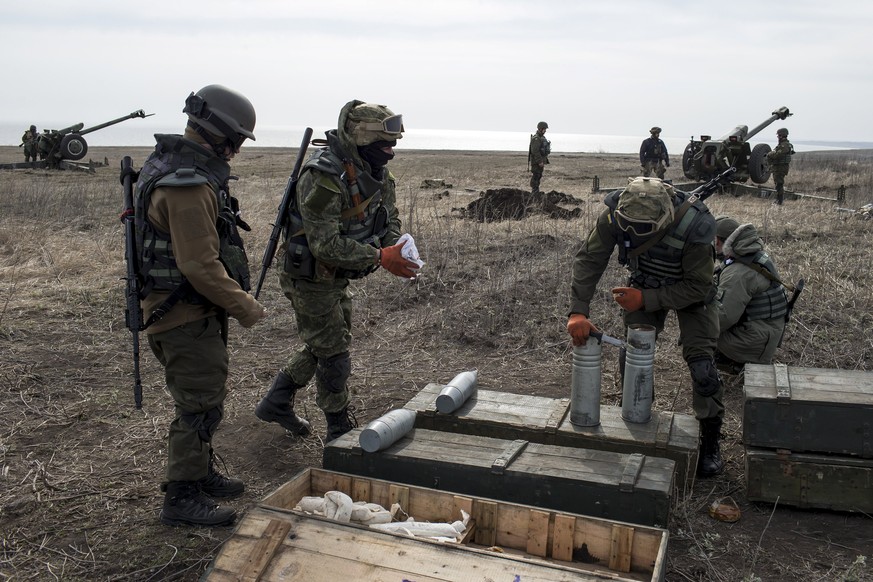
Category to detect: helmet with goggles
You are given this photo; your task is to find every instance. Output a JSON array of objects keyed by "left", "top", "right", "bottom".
[
  {"left": 346, "top": 102, "right": 404, "bottom": 146},
  {"left": 183, "top": 84, "right": 256, "bottom": 151},
  {"left": 613, "top": 177, "right": 674, "bottom": 237}
]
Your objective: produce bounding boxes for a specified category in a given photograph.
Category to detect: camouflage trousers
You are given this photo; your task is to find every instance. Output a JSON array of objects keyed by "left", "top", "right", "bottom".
[
  {"left": 772, "top": 166, "right": 789, "bottom": 203},
  {"left": 624, "top": 302, "right": 723, "bottom": 421},
  {"left": 23, "top": 144, "right": 37, "bottom": 162},
  {"left": 529, "top": 167, "right": 544, "bottom": 193},
  {"left": 641, "top": 160, "right": 667, "bottom": 179},
  {"left": 148, "top": 314, "right": 229, "bottom": 482},
  {"left": 279, "top": 273, "right": 353, "bottom": 413}
]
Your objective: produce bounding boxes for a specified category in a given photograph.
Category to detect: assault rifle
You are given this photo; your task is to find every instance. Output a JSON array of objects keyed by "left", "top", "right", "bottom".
[
  {"left": 684, "top": 166, "right": 738, "bottom": 204},
  {"left": 254, "top": 127, "right": 313, "bottom": 299},
  {"left": 120, "top": 156, "right": 143, "bottom": 409}
]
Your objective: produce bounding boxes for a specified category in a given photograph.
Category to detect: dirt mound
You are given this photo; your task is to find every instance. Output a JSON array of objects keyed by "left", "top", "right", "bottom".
[{"left": 455, "top": 188, "right": 583, "bottom": 222}]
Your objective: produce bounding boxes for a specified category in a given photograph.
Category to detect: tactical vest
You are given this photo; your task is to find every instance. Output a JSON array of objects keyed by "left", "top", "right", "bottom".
[
  {"left": 644, "top": 139, "right": 664, "bottom": 160},
  {"left": 721, "top": 251, "right": 788, "bottom": 321},
  {"left": 605, "top": 190, "right": 715, "bottom": 289},
  {"left": 769, "top": 142, "right": 794, "bottom": 166},
  {"left": 134, "top": 135, "right": 251, "bottom": 309},
  {"left": 283, "top": 147, "right": 389, "bottom": 280}
]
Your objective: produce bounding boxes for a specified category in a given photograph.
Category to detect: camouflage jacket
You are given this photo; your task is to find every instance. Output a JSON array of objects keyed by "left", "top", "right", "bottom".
[
  {"left": 766, "top": 139, "right": 793, "bottom": 166},
  {"left": 529, "top": 133, "right": 550, "bottom": 166}
]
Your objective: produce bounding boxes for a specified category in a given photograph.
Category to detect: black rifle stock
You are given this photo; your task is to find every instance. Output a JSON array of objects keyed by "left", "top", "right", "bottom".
[
  {"left": 120, "top": 156, "right": 143, "bottom": 409},
  {"left": 686, "top": 166, "right": 738, "bottom": 203},
  {"left": 254, "top": 127, "right": 313, "bottom": 299}
]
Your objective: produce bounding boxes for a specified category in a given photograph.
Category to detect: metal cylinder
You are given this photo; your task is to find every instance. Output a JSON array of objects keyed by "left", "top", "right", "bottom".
[
  {"left": 358, "top": 409, "right": 417, "bottom": 453},
  {"left": 569, "top": 337, "right": 602, "bottom": 427},
  {"left": 435, "top": 370, "right": 478, "bottom": 414},
  {"left": 621, "top": 324, "right": 657, "bottom": 424}
]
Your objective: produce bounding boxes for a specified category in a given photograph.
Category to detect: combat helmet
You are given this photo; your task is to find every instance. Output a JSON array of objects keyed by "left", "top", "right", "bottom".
[
  {"left": 614, "top": 177, "right": 674, "bottom": 237},
  {"left": 650, "top": 126, "right": 661, "bottom": 134},
  {"left": 537, "top": 121, "right": 549, "bottom": 130},
  {"left": 183, "top": 84, "right": 256, "bottom": 150},
  {"left": 776, "top": 128, "right": 789, "bottom": 138},
  {"left": 346, "top": 103, "right": 404, "bottom": 146},
  {"left": 29, "top": 125, "right": 36, "bottom": 133}
]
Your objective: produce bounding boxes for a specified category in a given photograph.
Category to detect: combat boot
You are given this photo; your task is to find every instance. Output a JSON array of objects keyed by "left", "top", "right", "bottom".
[
  {"left": 255, "top": 370, "right": 312, "bottom": 436},
  {"left": 697, "top": 418, "right": 726, "bottom": 478},
  {"left": 159, "top": 481, "right": 236, "bottom": 527},
  {"left": 325, "top": 406, "right": 358, "bottom": 442},
  {"left": 198, "top": 449, "right": 244, "bottom": 499}
]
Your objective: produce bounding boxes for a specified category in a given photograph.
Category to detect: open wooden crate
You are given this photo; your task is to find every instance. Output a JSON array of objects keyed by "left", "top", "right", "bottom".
[{"left": 204, "top": 467, "right": 668, "bottom": 581}]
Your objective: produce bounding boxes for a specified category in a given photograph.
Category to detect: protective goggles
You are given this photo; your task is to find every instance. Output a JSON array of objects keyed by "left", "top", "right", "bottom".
[
  {"left": 358, "top": 114, "right": 404, "bottom": 135},
  {"left": 613, "top": 207, "right": 670, "bottom": 237}
]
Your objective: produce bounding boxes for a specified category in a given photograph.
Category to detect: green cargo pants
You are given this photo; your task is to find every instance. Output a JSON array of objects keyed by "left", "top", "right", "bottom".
[
  {"left": 148, "top": 314, "right": 228, "bottom": 482},
  {"left": 279, "top": 273, "right": 353, "bottom": 413}
]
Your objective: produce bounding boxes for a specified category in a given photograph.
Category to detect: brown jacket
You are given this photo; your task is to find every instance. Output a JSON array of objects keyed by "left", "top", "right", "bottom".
[{"left": 142, "top": 142, "right": 263, "bottom": 334}]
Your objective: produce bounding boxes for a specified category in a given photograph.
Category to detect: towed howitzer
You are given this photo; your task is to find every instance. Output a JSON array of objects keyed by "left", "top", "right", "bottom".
[
  {"left": 254, "top": 127, "right": 314, "bottom": 299},
  {"left": 682, "top": 107, "right": 792, "bottom": 185},
  {"left": 38, "top": 109, "right": 153, "bottom": 168},
  {"left": 120, "top": 156, "right": 144, "bottom": 409}
]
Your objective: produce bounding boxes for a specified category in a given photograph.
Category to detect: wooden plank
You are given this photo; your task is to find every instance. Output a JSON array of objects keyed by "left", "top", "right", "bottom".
[
  {"left": 609, "top": 524, "right": 634, "bottom": 573},
  {"left": 526, "top": 509, "right": 551, "bottom": 557},
  {"left": 774, "top": 363, "right": 792, "bottom": 402},
  {"left": 351, "top": 477, "right": 370, "bottom": 503},
  {"left": 389, "top": 484, "right": 409, "bottom": 516},
  {"left": 473, "top": 500, "right": 498, "bottom": 547},
  {"left": 744, "top": 364, "right": 873, "bottom": 405},
  {"left": 235, "top": 519, "right": 292, "bottom": 581},
  {"left": 552, "top": 514, "right": 576, "bottom": 562}
]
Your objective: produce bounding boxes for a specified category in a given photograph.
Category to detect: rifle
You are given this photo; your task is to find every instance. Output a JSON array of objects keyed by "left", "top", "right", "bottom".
[
  {"left": 785, "top": 277, "right": 805, "bottom": 323},
  {"left": 120, "top": 156, "right": 143, "bottom": 409},
  {"left": 685, "top": 166, "right": 738, "bottom": 204},
  {"left": 254, "top": 127, "right": 313, "bottom": 299}
]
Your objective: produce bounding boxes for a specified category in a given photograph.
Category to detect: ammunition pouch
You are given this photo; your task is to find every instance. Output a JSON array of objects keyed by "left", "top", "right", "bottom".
[
  {"left": 283, "top": 238, "right": 317, "bottom": 279},
  {"left": 629, "top": 273, "right": 679, "bottom": 289}
]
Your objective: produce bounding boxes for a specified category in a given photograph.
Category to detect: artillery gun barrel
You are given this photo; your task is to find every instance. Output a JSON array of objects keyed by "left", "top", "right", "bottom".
[
  {"left": 745, "top": 106, "right": 791, "bottom": 141},
  {"left": 50, "top": 123, "right": 85, "bottom": 136},
  {"left": 79, "top": 109, "right": 153, "bottom": 136}
]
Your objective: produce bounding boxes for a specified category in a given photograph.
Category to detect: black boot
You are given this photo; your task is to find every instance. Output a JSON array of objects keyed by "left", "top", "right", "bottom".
[
  {"left": 160, "top": 481, "right": 236, "bottom": 527},
  {"left": 697, "top": 418, "right": 726, "bottom": 478},
  {"left": 325, "top": 406, "right": 357, "bottom": 442},
  {"left": 198, "top": 449, "right": 244, "bottom": 498},
  {"left": 255, "top": 370, "right": 312, "bottom": 436}
]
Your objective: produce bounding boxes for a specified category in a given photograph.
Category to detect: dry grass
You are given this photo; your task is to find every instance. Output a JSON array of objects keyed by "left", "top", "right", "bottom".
[{"left": 0, "top": 145, "right": 871, "bottom": 581}]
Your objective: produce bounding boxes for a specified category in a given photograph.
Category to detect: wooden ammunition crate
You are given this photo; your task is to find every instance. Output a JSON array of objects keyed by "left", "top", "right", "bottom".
[
  {"left": 323, "top": 428, "right": 675, "bottom": 527},
  {"left": 743, "top": 363, "right": 873, "bottom": 457},
  {"left": 204, "top": 467, "right": 668, "bottom": 581},
  {"left": 405, "top": 383, "right": 698, "bottom": 490},
  {"left": 745, "top": 447, "right": 873, "bottom": 512}
]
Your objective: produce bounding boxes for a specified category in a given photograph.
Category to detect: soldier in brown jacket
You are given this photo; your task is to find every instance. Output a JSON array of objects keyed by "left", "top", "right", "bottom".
[{"left": 134, "top": 85, "right": 266, "bottom": 526}]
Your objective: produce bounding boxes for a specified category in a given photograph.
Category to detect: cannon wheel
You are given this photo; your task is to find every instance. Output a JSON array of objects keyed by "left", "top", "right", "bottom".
[
  {"left": 60, "top": 134, "right": 88, "bottom": 161},
  {"left": 749, "top": 143, "right": 772, "bottom": 184},
  {"left": 682, "top": 143, "right": 697, "bottom": 180}
]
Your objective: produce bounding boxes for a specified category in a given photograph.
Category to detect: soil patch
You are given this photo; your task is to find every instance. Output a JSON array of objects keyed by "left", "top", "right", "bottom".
[{"left": 455, "top": 188, "right": 583, "bottom": 221}]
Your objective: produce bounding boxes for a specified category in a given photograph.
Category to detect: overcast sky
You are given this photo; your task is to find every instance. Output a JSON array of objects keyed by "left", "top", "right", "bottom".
[{"left": 2, "top": 0, "right": 871, "bottom": 144}]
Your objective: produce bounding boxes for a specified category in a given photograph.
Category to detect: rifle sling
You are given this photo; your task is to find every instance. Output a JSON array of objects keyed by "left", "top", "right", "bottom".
[
  {"left": 289, "top": 194, "right": 376, "bottom": 238},
  {"left": 143, "top": 280, "right": 192, "bottom": 330},
  {"left": 742, "top": 260, "right": 796, "bottom": 293}
]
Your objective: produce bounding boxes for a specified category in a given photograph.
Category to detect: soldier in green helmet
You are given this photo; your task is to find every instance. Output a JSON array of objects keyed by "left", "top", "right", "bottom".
[
  {"left": 767, "top": 127, "right": 794, "bottom": 205},
  {"left": 529, "top": 121, "right": 551, "bottom": 194},
  {"left": 566, "top": 177, "right": 725, "bottom": 478},
  {"left": 639, "top": 127, "right": 669, "bottom": 179},
  {"left": 20, "top": 125, "right": 38, "bottom": 162},
  {"left": 133, "top": 84, "right": 266, "bottom": 527},
  {"left": 255, "top": 100, "right": 420, "bottom": 443}
]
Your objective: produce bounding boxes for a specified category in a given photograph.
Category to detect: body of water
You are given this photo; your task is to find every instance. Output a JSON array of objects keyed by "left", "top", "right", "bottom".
[{"left": 0, "top": 122, "right": 863, "bottom": 154}]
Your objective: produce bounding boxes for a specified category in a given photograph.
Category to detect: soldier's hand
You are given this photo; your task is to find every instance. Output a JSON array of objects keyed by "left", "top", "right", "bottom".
[
  {"left": 380, "top": 243, "right": 420, "bottom": 279},
  {"left": 567, "top": 314, "right": 598, "bottom": 346},
  {"left": 612, "top": 287, "right": 644, "bottom": 312}
]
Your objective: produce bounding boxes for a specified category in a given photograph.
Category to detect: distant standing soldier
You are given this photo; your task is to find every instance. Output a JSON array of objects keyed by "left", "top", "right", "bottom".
[
  {"left": 20, "top": 125, "right": 38, "bottom": 162},
  {"left": 640, "top": 127, "right": 669, "bottom": 179},
  {"left": 767, "top": 128, "right": 794, "bottom": 205},
  {"left": 529, "top": 121, "right": 550, "bottom": 194}
]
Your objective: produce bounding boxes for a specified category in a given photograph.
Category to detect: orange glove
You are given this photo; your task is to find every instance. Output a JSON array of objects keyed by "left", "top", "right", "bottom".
[
  {"left": 612, "top": 287, "right": 644, "bottom": 312},
  {"left": 567, "top": 314, "right": 599, "bottom": 346},
  {"left": 380, "top": 243, "right": 419, "bottom": 279}
]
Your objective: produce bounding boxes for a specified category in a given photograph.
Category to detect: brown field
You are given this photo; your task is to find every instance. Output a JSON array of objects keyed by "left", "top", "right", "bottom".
[{"left": 0, "top": 143, "right": 871, "bottom": 581}]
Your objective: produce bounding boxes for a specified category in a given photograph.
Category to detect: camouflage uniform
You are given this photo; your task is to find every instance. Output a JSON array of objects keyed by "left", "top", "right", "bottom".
[
  {"left": 714, "top": 220, "right": 787, "bottom": 368},
  {"left": 639, "top": 127, "right": 669, "bottom": 179},
  {"left": 20, "top": 126, "right": 38, "bottom": 162},
  {"left": 267, "top": 100, "right": 404, "bottom": 439},
  {"left": 766, "top": 130, "right": 793, "bottom": 205},
  {"left": 529, "top": 122, "right": 550, "bottom": 194},
  {"left": 568, "top": 177, "right": 725, "bottom": 477}
]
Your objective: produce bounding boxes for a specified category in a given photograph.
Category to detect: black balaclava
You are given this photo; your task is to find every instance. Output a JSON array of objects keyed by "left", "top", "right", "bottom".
[{"left": 358, "top": 140, "right": 397, "bottom": 177}]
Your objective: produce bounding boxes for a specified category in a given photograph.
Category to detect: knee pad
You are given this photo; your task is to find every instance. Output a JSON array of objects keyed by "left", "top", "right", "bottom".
[
  {"left": 688, "top": 356, "right": 721, "bottom": 397},
  {"left": 316, "top": 352, "right": 351, "bottom": 394},
  {"left": 180, "top": 404, "right": 224, "bottom": 443}
]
